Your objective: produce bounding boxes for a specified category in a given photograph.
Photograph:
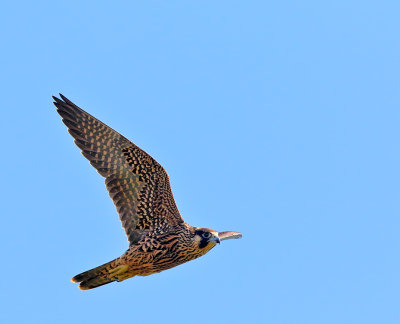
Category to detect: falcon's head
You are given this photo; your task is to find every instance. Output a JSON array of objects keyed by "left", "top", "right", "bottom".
[
  {"left": 194, "top": 228, "right": 220, "bottom": 249},
  {"left": 194, "top": 228, "right": 242, "bottom": 250},
  {"left": 187, "top": 227, "right": 242, "bottom": 259}
]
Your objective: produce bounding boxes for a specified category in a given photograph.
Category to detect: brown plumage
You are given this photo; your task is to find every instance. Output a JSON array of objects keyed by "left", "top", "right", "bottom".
[{"left": 53, "top": 94, "right": 242, "bottom": 290}]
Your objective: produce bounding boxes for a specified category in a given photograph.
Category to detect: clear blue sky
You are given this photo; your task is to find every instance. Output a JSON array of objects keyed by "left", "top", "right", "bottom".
[{"left": 1, "top": 1, "right": 399, "bottom": 323}]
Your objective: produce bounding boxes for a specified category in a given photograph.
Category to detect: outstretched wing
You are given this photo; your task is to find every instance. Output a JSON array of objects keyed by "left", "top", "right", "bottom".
[{"left": 53, "top": 94, "right": 184, "bottom": 244}]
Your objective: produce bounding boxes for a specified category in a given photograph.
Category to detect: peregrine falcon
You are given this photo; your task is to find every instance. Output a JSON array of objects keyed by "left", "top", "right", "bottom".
[{"left": 53, "top": 94, "right": 242, "bottom": 290}]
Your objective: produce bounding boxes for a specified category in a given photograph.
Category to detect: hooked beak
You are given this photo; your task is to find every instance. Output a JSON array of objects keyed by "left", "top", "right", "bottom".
[{"left": 213, "top": 236, "right": 221, "bottom": 244}]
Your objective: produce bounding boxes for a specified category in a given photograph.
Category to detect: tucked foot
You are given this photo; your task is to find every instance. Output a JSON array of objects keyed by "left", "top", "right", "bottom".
[{"left": 107, "top": 265, "right": 129, "bottom": 281}]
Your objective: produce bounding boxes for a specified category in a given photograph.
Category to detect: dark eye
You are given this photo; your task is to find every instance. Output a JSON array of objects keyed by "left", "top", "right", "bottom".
[{"left": 202, "top": 232, "right": 211, "bottom": 239}]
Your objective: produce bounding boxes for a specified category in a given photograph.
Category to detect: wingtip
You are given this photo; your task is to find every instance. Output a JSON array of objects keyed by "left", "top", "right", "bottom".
[
  {"left": 52, "top": 95, "right": 64, "bottom": 106},
  {"left": 52, "top": 93, "right": 69, "bottom": 102},
  {"left": 59, "top": 93, "right": 74, "bottom": 105}
]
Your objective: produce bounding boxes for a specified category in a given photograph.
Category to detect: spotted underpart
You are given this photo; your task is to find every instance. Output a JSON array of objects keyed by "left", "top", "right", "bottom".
[{"left": 53, "top": 94, "right": 241, "bottom": 290}]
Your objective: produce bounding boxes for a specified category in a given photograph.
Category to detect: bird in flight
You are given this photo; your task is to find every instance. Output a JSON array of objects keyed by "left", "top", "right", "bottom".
[{"left": 53, "top": 94, "right": 242, "bottom": 290}]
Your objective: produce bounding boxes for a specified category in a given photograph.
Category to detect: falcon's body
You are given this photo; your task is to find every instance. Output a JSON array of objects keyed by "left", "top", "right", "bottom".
[
  {"left": 53, "top": 94, "right": 241, "bottom": 290},
  {"left": 74, "top": 225, "right": 219, "bottom": 287}
]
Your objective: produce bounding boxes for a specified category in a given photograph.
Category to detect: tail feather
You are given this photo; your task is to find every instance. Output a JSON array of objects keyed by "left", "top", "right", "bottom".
[
  {"left": 79, "top": 277, "right": 113, "bottom": 290},
  {"left": 71, "top": 261, "right": 115, "bottom": 290}
]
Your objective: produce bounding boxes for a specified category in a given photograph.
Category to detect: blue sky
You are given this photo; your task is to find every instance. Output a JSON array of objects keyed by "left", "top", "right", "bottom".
[{"left": 1, "top": 1, "right": 399, "bottom": 323}]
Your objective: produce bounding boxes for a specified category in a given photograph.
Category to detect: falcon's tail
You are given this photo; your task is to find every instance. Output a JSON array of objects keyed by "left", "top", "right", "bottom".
[{"left": 71, "top": 260, "right": 126, "bottom": 290}]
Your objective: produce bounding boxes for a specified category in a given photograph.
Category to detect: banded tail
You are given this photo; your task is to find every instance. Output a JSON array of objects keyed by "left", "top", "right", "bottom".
[{"left": 71, "top": 260, "right": 128, "bottom": 290}]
